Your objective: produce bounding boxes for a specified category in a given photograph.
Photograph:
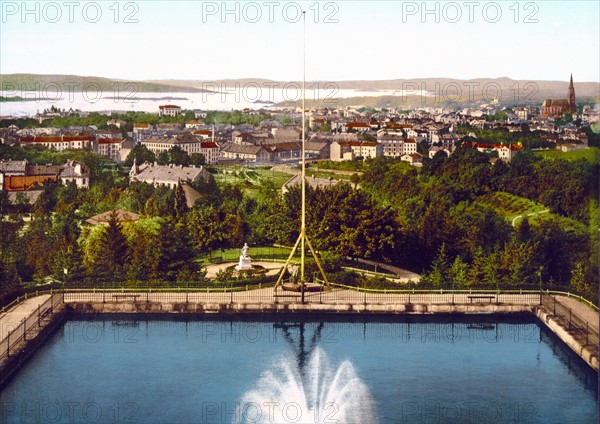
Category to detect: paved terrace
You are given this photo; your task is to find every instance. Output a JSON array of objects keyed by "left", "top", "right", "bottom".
[
  {"left": 0, "top": 294, "right": 52, "bottom": 340},
  {"left": 62, "top": 287, "right": 544, "bottom": 308}
]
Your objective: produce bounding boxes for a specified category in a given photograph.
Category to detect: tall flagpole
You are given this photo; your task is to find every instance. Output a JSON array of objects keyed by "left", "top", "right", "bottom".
[
  {"left": 300, "top": 10, "right": 306, "bottom": 284},
  {"left": 274, "top": 9, "right": 330, "bottom": 296}
]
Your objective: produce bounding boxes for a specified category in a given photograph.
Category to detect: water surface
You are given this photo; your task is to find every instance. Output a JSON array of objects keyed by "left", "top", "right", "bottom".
[{"left": 0, "top": 314, "right": 596, "bottom": 423}]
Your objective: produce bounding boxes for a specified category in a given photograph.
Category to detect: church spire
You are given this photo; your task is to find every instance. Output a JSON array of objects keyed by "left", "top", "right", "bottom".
[
  {"left": 568, "top": 73, "right": 576, "bottom": 112},
  {"left": 129, "top": 156, "right": 139, "bottom": 178}
]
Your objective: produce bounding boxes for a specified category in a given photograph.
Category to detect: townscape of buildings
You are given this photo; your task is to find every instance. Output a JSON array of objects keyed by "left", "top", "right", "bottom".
[
  {"left": 0, "top": 159, "right": 89, "bottom": 204},
  {"left": 0, "top": 77, "right": 597, "bottom": 198}
]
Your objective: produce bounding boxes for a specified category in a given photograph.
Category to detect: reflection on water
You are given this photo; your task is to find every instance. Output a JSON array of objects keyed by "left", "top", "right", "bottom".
[
  {"left": 0, "top": 88, "right": 432, "bottom": 116},
  {"left": 236, "top": 347, "right": 375, "bottom": 424},
  {"left": 0, "top": 315, "right": 596, "bottom": 423}
]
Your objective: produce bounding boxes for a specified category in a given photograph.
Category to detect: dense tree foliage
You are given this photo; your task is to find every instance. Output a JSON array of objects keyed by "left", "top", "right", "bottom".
[
  {"left": 357, "top": 149, "right": 598, "bottom": 295},
  {"left": 0, "top": 144, "right": 598, "bottom": 303}
]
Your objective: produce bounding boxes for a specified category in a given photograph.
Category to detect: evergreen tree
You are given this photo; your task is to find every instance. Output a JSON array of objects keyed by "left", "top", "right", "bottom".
[
  {"left": 424, "top": 244, "right": 450, "bottom": 288},
  {"left": 448, "top": 255, "right": 469, "bottom": 289},
  {"left": 94, "top": 211, "right": 129, "bottom": 283},
  {"left": 174, "top": 181, "right": 187, "bottom": 219}
]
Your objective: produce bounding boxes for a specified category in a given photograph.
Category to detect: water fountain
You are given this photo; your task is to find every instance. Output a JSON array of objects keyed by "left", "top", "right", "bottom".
[{"left": 235, "top": 347, "right": 375, "bottom": 424}]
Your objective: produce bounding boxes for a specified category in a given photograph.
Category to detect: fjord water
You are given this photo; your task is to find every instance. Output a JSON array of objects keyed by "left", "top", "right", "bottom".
[{"left": 0, "top": 315, "right": 596, "bottom": 423}]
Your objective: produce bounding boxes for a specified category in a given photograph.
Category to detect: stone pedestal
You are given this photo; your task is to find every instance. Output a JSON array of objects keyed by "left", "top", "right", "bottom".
[
  {"left": 235, "top": 243, "right": 253, "bottom": 271},
  {"left": 235, "top": 256, "right": 252, "bottom": 271}
]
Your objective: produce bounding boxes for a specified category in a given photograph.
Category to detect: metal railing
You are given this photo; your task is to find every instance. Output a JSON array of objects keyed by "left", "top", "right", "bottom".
[
  {"left": 2, "top": 286, "right": 597, "bottom": 309},
  {"left": 0, "top": 293, "right": 63, "bottom": 363},
  {"left": 323, "top": 284, "right": 547, "bottom": 306},
  {"left": 542, "top": 294, "right": 599, "bottom": 353},
  {"left": 52, "top": 286, "right": 547, "bottom": 306}
]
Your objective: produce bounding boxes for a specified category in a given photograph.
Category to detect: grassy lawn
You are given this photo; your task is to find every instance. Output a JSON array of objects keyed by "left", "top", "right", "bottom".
[
  {"left": 199, "top": 246, "right": 297, "bottom": 265},
  {"left": 304, "top": 170, "right": 353, "bottom": 181},
  {"left": 476, "top": 192, "right": 556, "bottom": 226},
  {"left": 211, "top": 166, "right": 294, "bottom": 196},
  {"left": 210, "top": 165, "right": 351, "bottom": 195},
  {"left": 476, "top": 192, "right": 586, "bottom": 230},
  {"left": 534, "top": 148, "right": 600, "bottom": 163},
  {"left": 306, "top": 160, "right": 364, "bottom": 172}
]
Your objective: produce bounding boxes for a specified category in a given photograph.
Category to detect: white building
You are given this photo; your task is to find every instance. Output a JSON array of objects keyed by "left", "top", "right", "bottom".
[
  {"left": 95, "top": 138, "right": 132, "bottom": 163},
  {"left": 129, "top": 162, "right": 209, "bottom": 189},
  {"left": 158, "top": 105, "right": 182, "bottom": 117},
  {"left": 198, "top": 141, "right": 220, "bottom": 165},
  {"left": 19, "top": 135, "right": 93, "bottom": 151},
  {"left": 330, "top": 141, "right": 382, "bottom": 161},
  {"left": 141, "top": 135, "right": 201, "bottom": 155}
]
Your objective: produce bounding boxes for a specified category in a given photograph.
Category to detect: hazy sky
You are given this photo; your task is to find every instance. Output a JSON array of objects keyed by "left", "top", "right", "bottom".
[{"left": 1, "top": 1, "right": 599, "bottom": 82}]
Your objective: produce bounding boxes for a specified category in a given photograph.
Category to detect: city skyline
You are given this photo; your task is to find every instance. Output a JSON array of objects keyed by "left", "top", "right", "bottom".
[{"left": 1, "top": 1, "right": 599, "bottom": 83}]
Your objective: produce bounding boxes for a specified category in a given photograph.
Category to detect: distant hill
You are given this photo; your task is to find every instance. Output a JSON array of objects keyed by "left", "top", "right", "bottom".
[
  {"left": 0, "top": 74, "right": 210, "bottom": 93},
  {"left": 150, "top": 76, "right": 599, "bottom": 108},
  {"left": 149, "top": 76, "right": 600, "bottom": 99}
]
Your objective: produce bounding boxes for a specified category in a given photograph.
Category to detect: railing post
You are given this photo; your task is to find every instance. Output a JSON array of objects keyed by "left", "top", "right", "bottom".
[
  {"left": 553, "top": 297, "right": 556, "bottom": 315},
  {"left": 586, "top": 322, "right": 589, "bottom": 345},
  {"left": 37, "top": 304, "right": 41, "bottom": 327},
  {"left": 6, "top": 330, "right": 10, "bottom": 358},
  {"left": 22, "top": 318, "right": 26, "bottom": 341},
  {"left": 569, "top": 308, "right": 572, "bottom": 330}
]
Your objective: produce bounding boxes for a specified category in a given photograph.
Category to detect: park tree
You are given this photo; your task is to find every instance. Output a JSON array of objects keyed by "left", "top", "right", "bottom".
[
  {"left": 92, "top": 211, "right": 129, "bottom": 282},
  {"left": 14, "top": 192, "right": 31, "bottom": 215},
  {"left": 53, "top": 243, "right": 85, "bottom": 284},
  {"left": 569, "top": 261, "right": 595, "bottom": 300},
  {"left": 156, "top": 219, "right": 190, "bottom": 281},
  {"left": 157, "top": 146, "right": 190, "bottom": 166},
  {"left": 125, "top": 144, "right": 156, "bottom": 166},
  {"left": 33, "top": 180, "right": 60, "bottom": 216},
  {"left": 22, "top": 216, "right": 58, "bottom": 279},
  {"left": 190, "top": 153, "right": 206, "bottom": 167},
  {"left": 174, "top": 182, "right": 188, "bottom": 219},
  {"left": 448, "top": 255, "right": 469, "bottom": 289},
  {"left": 423, "top": 244, "right": 451, "bottom": 288},
  {"left": 0, "top": 218, "right": 24, "bottom": 299},
  {"left": 496, "top": 239, "right": 539, "bottom": 287}
]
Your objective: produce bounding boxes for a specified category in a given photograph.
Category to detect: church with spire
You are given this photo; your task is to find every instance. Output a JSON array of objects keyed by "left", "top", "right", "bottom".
[{"left": 541, "top": 74, "right": 576, "bottom": 116}]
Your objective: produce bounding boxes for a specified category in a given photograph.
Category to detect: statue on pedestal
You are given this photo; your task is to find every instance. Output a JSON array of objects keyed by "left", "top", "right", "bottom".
[{"left": 235, "top": 243, "right": 253, "bottom": 271}]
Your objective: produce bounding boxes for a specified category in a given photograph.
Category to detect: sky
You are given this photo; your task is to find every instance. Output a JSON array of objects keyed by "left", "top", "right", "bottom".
[{"left": 1, "top": 1, "right": 599, "bottom": 82}]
